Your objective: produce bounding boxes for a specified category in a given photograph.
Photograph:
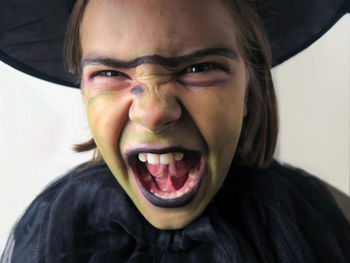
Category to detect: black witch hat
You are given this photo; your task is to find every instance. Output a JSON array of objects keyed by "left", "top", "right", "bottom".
[{"left": 0, "top": 0, "right": 349, "bottom": 88}]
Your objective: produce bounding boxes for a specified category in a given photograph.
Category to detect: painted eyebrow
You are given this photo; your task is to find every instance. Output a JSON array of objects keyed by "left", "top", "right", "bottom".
[{"left": 81, "top": 47, "right": 238, "bottom": 69}]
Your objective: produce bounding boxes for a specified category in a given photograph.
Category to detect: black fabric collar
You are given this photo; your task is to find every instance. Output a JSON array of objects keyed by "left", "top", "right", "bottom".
[{"left": 3, "top": 161, "right": 349, "bottom": 262}]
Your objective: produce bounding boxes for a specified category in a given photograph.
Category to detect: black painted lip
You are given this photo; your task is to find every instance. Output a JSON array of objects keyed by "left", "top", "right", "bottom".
[{"left": 128, "top": 152, "right": 206, "bottom": 208}]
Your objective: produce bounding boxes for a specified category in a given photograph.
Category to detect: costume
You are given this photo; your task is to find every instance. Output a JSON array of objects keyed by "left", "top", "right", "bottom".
[{"left": 1, "top": 161, "right": 350, "bottom": 262}]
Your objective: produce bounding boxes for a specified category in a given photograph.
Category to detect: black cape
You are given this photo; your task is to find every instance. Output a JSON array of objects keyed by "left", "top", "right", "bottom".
[{"left": 1, "top": 161, "right": 350, "bottom": 262}]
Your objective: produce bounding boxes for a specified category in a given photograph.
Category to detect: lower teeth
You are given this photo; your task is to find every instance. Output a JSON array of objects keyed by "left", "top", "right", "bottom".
[{"left": 154, "top": 192, "right": 175, "bottom": 199}]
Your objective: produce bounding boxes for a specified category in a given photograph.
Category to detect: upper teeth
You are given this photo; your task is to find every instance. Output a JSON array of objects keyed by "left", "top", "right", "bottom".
[{"left": 138, "top": 152, "right": 184, "bottom": 165}]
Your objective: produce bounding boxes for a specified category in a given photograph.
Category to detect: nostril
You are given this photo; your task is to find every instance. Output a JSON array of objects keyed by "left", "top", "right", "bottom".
[{"left": 164, "top": 120, "right": 174, "bottom": 126}]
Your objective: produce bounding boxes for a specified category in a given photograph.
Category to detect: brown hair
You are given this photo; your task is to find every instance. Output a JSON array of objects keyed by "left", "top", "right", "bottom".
[
  {"left": 222, "top": 0, "right": 278, "bottom": 168},
  {"left": 65, "top": 0, "right": 103, "bottom": 168},
  {"left": 64, "top": 0, "right": 278, "bottom": 169}
]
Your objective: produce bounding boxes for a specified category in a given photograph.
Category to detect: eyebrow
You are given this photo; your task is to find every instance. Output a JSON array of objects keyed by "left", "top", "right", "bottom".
[{"left": 81, "top": 47, "right": 238, "bottom": 69}]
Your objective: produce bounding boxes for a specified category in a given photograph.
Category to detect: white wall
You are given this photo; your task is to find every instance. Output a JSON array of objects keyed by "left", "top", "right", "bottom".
[
  {"left": 273, "top": 14, "right": 350, "bottom": 196},
  {"left": 0, "top": 14, "right": 349, "bottom": 253},
  {"left": 0, "top": 68, "right": 93, "bottom": 252}
]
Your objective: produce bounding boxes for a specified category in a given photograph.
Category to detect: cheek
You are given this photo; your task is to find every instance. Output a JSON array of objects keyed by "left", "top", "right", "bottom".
[
  {"left": 85, "top": 91, "right": 131, "bottom": 175},
  {"left": 183, "top": 88, "right": 245, "bottom": 152},
  {"left": 204, "top": 94, "right": 243, "bottom": 170},
  {"left": 179, "top": 62, "right": 247, "bottom": 154},
  {"left": 180, "top": 82, "right": 246, "bottom": 183}
]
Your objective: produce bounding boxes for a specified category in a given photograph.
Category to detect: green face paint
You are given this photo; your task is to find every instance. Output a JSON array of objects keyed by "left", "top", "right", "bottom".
[
  {"left": 87, "top": 91, "right": 117, "bottom": 106},
  {"left": 80, "top": 0, "right": 247, "bottom": 230}
]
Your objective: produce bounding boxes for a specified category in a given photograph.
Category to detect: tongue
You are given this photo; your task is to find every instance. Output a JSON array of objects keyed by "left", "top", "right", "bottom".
[{"left": 145, "top": 156, "right": 196, "bottom": 191}]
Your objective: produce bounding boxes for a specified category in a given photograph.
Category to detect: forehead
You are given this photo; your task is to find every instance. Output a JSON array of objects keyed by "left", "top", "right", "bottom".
[{"left": 80, "top": 0, "right": 239, "bottom": 59}]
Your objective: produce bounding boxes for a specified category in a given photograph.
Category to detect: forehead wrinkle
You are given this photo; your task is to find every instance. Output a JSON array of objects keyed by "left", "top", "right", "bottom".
[{"left": 81, "top": 47, "right": 238, "bottom": 70}]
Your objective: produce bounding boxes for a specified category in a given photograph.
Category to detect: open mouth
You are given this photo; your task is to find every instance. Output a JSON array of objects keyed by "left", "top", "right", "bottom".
[{"left": 127, "top": 147, "right": 205, "bottom": 208}]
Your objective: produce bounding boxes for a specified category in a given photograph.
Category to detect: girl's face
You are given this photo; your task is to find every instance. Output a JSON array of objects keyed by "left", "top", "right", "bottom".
[{"left": 80, "top": 0, "right": 248, "bottom": 229}]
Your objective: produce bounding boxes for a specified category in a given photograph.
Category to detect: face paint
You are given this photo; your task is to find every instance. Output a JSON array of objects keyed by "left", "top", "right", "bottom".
[
  {"left": 131, "top": 85, "right": 144, "bottom": 97},
  {"left": 81, "top": 47, "right": 238, "bottom": 69},
  {"left": 81, "top": 0, "right": 247, "bottom": 230}
]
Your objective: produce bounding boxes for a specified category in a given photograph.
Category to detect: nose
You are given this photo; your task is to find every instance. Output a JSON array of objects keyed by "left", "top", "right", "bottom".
[{"left": 129, "top": 86, "right": 182, "bottom": 133}]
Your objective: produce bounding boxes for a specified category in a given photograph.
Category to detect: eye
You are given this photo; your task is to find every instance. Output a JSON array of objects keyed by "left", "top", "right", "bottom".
[
  {"left": 176, "top": 62, "right": 230, "bottom": 88},
  {"left": 90, "top": 70, "right": 129, "bottom": 79},
  {"left": 184, "top": 62, "right": 216, "bottom": 74},
  {"left": 178, "top": 62, "right": 230, "bottom": 76}
]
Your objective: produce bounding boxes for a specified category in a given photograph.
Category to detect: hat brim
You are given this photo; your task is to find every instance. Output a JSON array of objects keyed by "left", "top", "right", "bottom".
[{"left": 0, "top": 0, "right": 349, "bottom": 88}]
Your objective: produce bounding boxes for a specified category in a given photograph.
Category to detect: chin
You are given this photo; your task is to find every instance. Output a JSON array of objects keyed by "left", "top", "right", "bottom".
[
  {"left": 140, "top": 196, "right": 209, "bottom": 230},
  {"left": 148, "top": 213, "right": 200, "bottom": 230}
]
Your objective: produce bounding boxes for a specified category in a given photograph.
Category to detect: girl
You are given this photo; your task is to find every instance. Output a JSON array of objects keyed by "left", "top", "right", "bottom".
[{"left": 1, "top": 0, "right": 349, "bottom": 262}]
